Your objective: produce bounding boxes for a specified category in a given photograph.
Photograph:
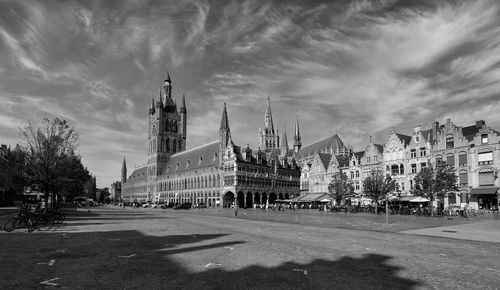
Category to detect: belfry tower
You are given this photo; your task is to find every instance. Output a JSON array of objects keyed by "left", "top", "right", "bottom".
[
  {"left": 147, "top": 73, "right": 187, "bottom": 178},
  {"left": 259, "top": 97, "right": 279, "bottom": 151}
]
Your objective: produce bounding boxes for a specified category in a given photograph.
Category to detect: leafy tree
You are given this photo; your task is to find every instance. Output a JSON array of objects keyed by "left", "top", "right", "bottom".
[
  {"left": 362, "top": 169, "right": 396, "bottom": 214},
  {"left": 54, "top": 153, "right": 91, "bottom": 200},
  {"left": 20, "top": 118, "right": 79, "bottom": 209},
  {"left": 412, "top": 161, "right": 457, "bottom": 216},
  {"left": 328, "top": 170, "right": 353, "bottom": 206}
]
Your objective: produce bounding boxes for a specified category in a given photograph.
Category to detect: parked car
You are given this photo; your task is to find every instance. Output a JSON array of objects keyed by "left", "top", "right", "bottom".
[
  {"left": 197, "top": 203, "right": 207, "bottom": 208},
  {"left": 151, "top": 203, "right": 158, "bottom": 208},
  {"left": 173, "top": 202, "right": 192, "bottom": 210},
  {"left": 160, "top": 203, "right": 175, "bottom": 209}
]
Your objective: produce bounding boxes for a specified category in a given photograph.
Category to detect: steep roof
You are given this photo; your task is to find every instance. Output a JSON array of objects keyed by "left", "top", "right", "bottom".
[
  {"left": 297, "top": 134, "right": 347, "bottom": 159},
  {"left": 461, "top": 125, "right": 480, "bottom": 141},
  {"left": 336, "top": 154, "right": 351, "bottom": 168},
  {"left": 354, "top": 151, "right": 365, "bottom": 160},
  {"left": 317, "top": 153, "right": 332, "bottom": 170},
  {"left": 374, "top": 144, "right": 384, "bottom": 153},
  {"left": 396, "top": 133, "right": 412, "bottom": 146},
  {"left": 165, "top": 140, "right": 220, "bottom": 174},
  {"left": 126, "top": 166, "right": 147, "bottom": 183}
]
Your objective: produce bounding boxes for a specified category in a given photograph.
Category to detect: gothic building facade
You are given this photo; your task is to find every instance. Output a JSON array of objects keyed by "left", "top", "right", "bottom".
[{"left": 121, "top": 75, "right": 301, "bottom": 207}]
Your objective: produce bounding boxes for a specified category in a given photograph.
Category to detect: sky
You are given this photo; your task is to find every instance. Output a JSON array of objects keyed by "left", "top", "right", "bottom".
[{"left": 1, "top": 0, "right": 500, "bottom": 187}]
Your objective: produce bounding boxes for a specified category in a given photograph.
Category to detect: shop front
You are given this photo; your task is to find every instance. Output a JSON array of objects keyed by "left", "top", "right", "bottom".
[{"left": 469, "top": 187, "right": 499, "bottom": 211}]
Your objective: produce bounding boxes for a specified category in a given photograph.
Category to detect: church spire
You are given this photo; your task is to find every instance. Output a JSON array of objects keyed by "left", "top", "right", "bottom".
[
  {"left": 281, "top": 125, "right": 288, "bottom": 150},
  {"left": 180, "top": 94, "right": 187, "bottom": 114},
  {"left": 265, "top": 96, "right": 274, "bottom": 133},
  {"left": 219, "top": 102, "right": 232, "bottom": 163},
  {"left": 121, "top": 156, "right": 127, "bottom": 183},
  {"left": 294, "top": 114, "right": 302, "bottom": 153}
]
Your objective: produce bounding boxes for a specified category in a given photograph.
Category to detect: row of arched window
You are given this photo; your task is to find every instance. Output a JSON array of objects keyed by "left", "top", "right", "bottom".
[
  {"left": 149, "top": 138, "right": 183, "bottom": 154},
  {"left": 155, "top": 174, "right": 221, "bottom": 191}
]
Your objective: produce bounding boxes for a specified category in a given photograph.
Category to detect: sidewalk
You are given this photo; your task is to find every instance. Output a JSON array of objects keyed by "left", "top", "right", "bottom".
[{"left": 399, "top": 220, "right": 500, "bottom": 243}]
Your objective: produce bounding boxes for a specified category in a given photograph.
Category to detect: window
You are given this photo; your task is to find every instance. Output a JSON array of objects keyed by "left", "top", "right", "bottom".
[
  {"left": 411, "top": 164, "right": 417, "bottom": 174},
  {"left": 420, "top": 147, "right": 426, "bottom": 157},
  {"left": 374, "top": 156, "right": 377, "bottom": 162},
  {"left": 391, "top": 165, "right": 399, "bottom": 175},
  {"left": 478, "top": 151, "right": 493, "bottom": 165},
  {"left": 399, "top": 164, "right": 404, "bottom": 175},
  {"left": 355, "top": 182, "right": 360, "bottom": 190},
  {"left": 421, "top": 162, "right": 427, "bottom": 168},
  {"left": 401, "top": 182, "right": 405, "bottom": 192},
  {"left": 458, "top": 154, "right": 467, "bottom": 167},
  {"left": 410, "top": 149, "right": 416, "bottom": 158},
  {"left": 409, "top": 180, "right": 413, "bottom": 189},
  {"left": 481, "top": 134, "right": 488, "bottom": 144},
  {"left": 459, "top": 172, "right": 468, "bottom": 187},
  {"left": 367, "top": 157, "right": 371, "bottom": 163},
  {"left": 353, "top": 161, "right": 356, "bottom": 166},
  {"left": 479, "top": 171, "right": 494, "bottom": 186},
  {"left": 351, "top": 172, "right": 354, "bottom": 179},
  {"left": 446, "top": 155, "right": 455, "bottom": 167},
  {"left": 356, "top": 171, "right": 359, "bottom": 178},
  {"left": 415, "top": 136, "right": 419, "bottom": 142},
  {"left": 446, "top": 136, "right": 454, "bottom": 149}
]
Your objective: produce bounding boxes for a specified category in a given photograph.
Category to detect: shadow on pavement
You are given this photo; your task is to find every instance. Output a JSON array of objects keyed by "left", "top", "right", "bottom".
[{"left": 0, "top": 229, "right": 420, "bottom": 289}]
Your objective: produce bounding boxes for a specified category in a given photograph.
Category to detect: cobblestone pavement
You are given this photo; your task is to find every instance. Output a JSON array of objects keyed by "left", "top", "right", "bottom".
[{"left": 0, "top": 207, "right": 499, "bottom": 289}]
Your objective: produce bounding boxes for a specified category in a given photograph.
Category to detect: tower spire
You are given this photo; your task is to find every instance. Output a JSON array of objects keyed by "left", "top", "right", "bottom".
[
  {"left": 219, "top": 102, "right": 232, "bottom": 163},
  {"left": 293, "top": 113, "right": 302, "bottom": 154},
  {"left": 265, "top": 96, "right": 274, "bottom": 133},
  {"left": 180, "top": 94, "right": 187, "bottom": 113},
  {"left": 121, "top": 156, "right": 127, "bottom": 183},
  {"left": 281, "top": 125, "right": 288, "bottom": 150}
]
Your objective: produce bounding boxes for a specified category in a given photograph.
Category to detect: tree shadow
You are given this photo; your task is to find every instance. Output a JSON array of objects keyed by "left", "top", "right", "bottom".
[{"left": 0, "top": 230, "right": 421, "bottom": 289}]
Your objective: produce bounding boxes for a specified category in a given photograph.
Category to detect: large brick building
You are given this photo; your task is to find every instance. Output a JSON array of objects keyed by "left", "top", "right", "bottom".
[{"left": 121, "top": 75, "right": 301, "bottom": 207}]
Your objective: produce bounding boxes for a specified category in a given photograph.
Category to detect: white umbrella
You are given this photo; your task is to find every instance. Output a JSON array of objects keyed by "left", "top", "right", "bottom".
[{"left": 410, "top": 196, "right": 430, "bottom": 202}]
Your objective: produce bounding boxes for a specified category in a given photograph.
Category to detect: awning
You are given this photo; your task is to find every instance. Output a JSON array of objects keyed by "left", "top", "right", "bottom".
[
  {"left": 410, "top": 197, "right": 430, "bottom": 202},
  {"left": 296, "top": 192, "right": 330, "bottom": 202},
  {"left": 470, "top": 187, "right": 499, "bottom": 195}
]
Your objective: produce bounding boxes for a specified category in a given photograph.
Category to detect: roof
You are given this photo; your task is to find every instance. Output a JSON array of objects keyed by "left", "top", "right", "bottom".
[
  {"left": 336, "top": 154, "right": 351, "bottom": 168},
  {"left": 297, "top": 192, "right": 330, "bottom": 202},
  {"left": 396, "top": 133, "right": 412, "bottom": 146},
  {"left": 126, "top": 166, "right": 147, "bottom": 183},
  {"left": 461, "top": 125, "right": 480, "bottom": 141},
  {"left": 374, "top": 144, "right": 384, "bottom": 153},
  {"left": 165, "top": 140, "right": 220, "bottom": 174},
  {"left": 317, "top": 153, "right": 332, "bottom": 170},
  {"left": 354, "top": 151, "right": 365, "bottom": 159},
  {"left": 297, "top": 134, "right": 347, "bottom": 159},
  {"left": 421, "top": 129, "right": 434, "bottom": 144}
]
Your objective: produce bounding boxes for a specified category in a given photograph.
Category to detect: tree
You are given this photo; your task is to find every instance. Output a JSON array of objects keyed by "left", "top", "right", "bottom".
[
  {"left": 54, "top": 154, "right": 91, "bottom": 200},
  {"left": 362, "top": 169, "right": 396, "bottom": 214},
  {"left": 328, "top": 170, "right": 353, "bottom": 206},
  {"left": 20, "top": 118, "right": 79, "bottom": 210},
  {"left": 412, "top": 161, "right": 457, "bottom": 216}
]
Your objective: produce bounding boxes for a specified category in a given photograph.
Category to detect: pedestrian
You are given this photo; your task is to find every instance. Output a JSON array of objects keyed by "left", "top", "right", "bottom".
[{"left": 235, "top": 205, "right": 238, "bottom": 216}]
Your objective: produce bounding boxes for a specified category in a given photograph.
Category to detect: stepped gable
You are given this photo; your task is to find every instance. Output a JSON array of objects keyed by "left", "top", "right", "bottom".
[
  {"left": 126, "top": 166, "right": 147, "bottom": 183},
  {"left": 297, "top": 134, "right": 347, "bottom": 159},
  {"left": 165, "top": 140, "right": 220, "bottom": 174},
  {"left": 318, "top": 153, "right": 332, "bottom": 170}
]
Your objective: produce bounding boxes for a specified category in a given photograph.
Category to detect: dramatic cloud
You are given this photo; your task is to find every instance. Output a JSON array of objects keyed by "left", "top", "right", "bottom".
[{"left": 1, "top": 0, "right": 499, "bottom": 186}]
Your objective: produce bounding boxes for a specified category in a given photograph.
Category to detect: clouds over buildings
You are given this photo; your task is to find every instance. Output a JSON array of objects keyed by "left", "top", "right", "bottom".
[{"left": 1, "top": 0, "right": 499, "bottom": 186}]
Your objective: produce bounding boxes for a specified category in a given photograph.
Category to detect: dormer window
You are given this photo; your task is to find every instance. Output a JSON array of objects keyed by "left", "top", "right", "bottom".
[
  {"left": 481, "top": 134, "right": 488, "bottom": 144},
  {"left": 415, "top": 136, "right": 419, "bottom": 142}
]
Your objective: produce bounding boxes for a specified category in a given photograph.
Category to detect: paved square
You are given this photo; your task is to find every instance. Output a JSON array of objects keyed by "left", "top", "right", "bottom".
[{"left": 1, "top": 207, "right": 499, "bottom": 289}]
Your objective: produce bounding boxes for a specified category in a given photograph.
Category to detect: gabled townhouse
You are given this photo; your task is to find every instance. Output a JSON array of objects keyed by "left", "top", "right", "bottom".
[{"left": 383, "top": 130, "right": 412, "bottom": 195}]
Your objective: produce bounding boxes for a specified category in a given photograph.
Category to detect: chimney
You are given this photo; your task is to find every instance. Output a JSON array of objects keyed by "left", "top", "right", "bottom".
[{"left": 476, "top": 120, "right": 485, "bottom": 129}]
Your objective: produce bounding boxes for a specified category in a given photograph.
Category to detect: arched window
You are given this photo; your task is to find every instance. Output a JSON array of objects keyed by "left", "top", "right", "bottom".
[
  {"left": 399, "top": 164, "right": 404, "bottom": 175},
  {"left": 166, "top": 138, "right": 170, "bottom": 151},
  {"left": 173, "top": 140, "right": 177, "bottom": 153},
  {"left": 481, "top": 134, "right": 488, "bottom": 144}
]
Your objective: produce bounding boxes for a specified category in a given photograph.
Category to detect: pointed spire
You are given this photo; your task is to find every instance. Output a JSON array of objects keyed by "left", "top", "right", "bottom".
[
  {"left": 220, "top": 102, "right": 230, "bottom": 134},
  {"left": 180, "top": 94, "right": 187, "bottom": 113},
  {"left": 293, "top": 113, "right": 302, "bottom": 153},
  {"left": 121, "top": 156, "right": 127, "bottom": 183},
  {"left": 166, "top": 72, "right": 171, "bottom": 82},
  {"left": 281, "top": 125, "right": 288, "bottom": 149},
  {"left": 264, "top": 96, "right": 274, "bottom": 133}
]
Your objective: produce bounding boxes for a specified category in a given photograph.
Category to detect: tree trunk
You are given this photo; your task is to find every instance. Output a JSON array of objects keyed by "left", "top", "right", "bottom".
[{"left": 385, "top": 196, "right": 389, "bottom": 224}]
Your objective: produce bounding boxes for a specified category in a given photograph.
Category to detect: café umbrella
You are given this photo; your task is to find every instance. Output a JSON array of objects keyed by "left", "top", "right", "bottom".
[{"left": 410, "top": 196, "right": 430, "bottom": 203}]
